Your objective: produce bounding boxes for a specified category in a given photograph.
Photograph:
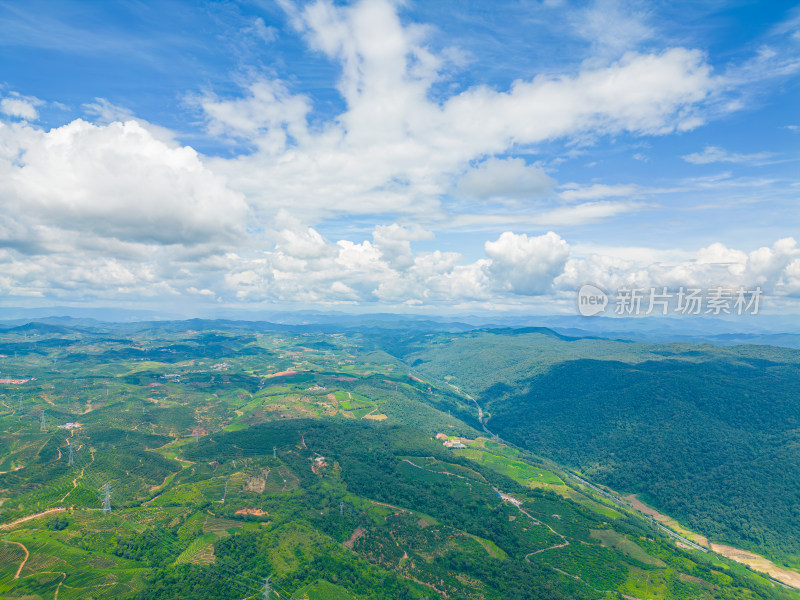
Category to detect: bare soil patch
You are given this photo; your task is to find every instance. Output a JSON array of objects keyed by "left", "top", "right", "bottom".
[
  {"left": 363, "top": 412, "right": 387, "bottom": 421},
  {"left": 624, "top": 495, "right": 800, "bottom": 590},
  {"left": 711, "top": 543, "right": 800, "bottom": 590},
  {"left": 344, "top": 526, "right": 366, "bottom": 549},
  {"left": 235, "top": 508, "right": 267, "bottom": 517},
  {"left": 624, "top": 495, "right": 709, "bottom": 547}
]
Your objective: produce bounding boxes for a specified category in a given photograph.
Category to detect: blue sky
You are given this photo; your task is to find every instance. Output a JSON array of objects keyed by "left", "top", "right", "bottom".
[{"left": 0, "top": 0, "right": 799, "bottom": 316}]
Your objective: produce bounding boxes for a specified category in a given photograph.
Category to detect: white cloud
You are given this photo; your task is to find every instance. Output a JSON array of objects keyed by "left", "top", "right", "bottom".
[
  {"left": 485, "top": 231, "right": 571, "bottom": 295},
  {"left": 192, "top": 79, "right": 311, "bottom": 148},
  {"left": 1, "top": 0, "right": 793, "bottom": 311},
  {"left": 456, "top": 157, "right": 555, "bottom": 203},
  {"left": 571, "top": 0, "right": 654, "bottom": 59},
  {"left": 682, "top": 145, "right": 773, "bottom": 165},
  {"left": 781, "top": 259, "right": 800, "bottom": 295},
  {"left": 244, "top": 17, "right": 278, "bottom": 45},
  {"left": 696, "top": 242, "right": 747, "bottom": 265},
  {"left": 0, "top": 93, "right": 44, "bottom": 120},
  {"left": 272, "top": 213, "right": 334, "bottom": 260},
  {"left": 740, "top": 238, "right": 800, "bottom": 291},
  {"left": 556, "top": 237, "right": 800, "bottom": 300},
  {"left": 82, "top": 98, "right": 136, "bottom": 123},
  {"left": 446, "top": 201, "right": 645, "bottom": 229},
  {"left": 372, "top": 223, "right": 434, "bottom": 269},
  {"left": 200, "top": 0, "right": 719, "bottom": 223},
  {"left": 559, "top": 183, "right": 643, "bottom": 202},
  {"left": 0, "top": 119, "right": 249, "bottom": 248}
]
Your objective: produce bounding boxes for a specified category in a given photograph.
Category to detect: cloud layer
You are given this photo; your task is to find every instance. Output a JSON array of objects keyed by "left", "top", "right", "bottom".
[{"left": 0, "top": 0, "right": 798, "bottom": 313}]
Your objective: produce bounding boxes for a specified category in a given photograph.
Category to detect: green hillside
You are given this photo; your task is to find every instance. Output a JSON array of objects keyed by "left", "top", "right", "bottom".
[
  {"left": 404, "top": 329, "right": 800, "bottom": 568},
  {"left": 0, "top": 321, "right": 797, "bottom": 599}
]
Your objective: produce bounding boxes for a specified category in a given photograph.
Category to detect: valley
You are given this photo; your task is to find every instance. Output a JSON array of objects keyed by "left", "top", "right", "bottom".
[{"left": 0, "top": 319, "right": 798, "bottom": 599}]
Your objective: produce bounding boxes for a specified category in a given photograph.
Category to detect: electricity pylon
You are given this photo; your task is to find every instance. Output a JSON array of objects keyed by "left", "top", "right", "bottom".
[
  {"left": 102, "top": 483, "right": 112, "bottom": 514},
  {"left": 68, "top": 444, "right": 74, "bottom": 466},
  {"left": 39, "top": 410, "right": 47, "bottom": 432},
  {"left": 261, "top": 575, "right": 272, "bottom": 600}
]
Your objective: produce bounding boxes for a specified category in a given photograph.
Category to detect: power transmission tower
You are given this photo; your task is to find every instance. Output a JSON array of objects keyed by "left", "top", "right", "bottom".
[
  {"left": 261, "top": 575, "right": 272, "bottom": 600},
  {"left": 102, "top": 483, "right": 112, "bottom": 514},
  {"left": 17, "top": 398, "right": 23, "bottom": 414},
  {"left": 340, "top": 501, "right": 344, "bottom": 516},
  {"left": 40, "top": 410, "right": 47, "bottom": 432},
  {"left": 68, "top": 444, "right": 74, "bottom": 466},
  {"left": 273, "top": 446, "right": 276, "bottom": 459}
]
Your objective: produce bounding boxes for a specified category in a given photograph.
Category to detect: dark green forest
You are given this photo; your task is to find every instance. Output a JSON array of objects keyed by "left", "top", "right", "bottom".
[{"left": 404, "top": 330, "right": 800, "bottom": 568}]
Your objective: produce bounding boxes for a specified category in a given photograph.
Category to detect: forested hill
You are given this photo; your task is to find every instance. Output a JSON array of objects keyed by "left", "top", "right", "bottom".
[
  {"left": 402, "top": 329, "right": 800, "bottom": 567},
  {"left": 1, "top": 320, "right": 799, "bottom": 599}
]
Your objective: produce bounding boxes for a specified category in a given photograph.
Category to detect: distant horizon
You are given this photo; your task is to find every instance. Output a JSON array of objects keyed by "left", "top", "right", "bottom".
[{"left": 2, "top": 304, "right": 800, "bottom": 341}]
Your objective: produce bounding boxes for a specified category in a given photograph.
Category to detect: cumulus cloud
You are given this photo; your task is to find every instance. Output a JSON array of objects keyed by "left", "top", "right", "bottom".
[
  {"left": 696, "top": 242, "right": 747, "bottom": 265},
  {"left": 372, "top": 223, "right": 434, "bottom": 269},
  {"left": 0, "top": 119, "right": 249, "bottom": 248},
  {"left": 739, "top": 238, "right": 800, "bottom": 291},
  {"left": 208, "top": 230, "right": 570, "bottom": 306},
  {"left": 556, "top": 237, "right": 800, "bottom": 301},
  {"left": 485, "top": 232, "right": 571, "bottom": 295},
  {"left": 272, "top": 213, "right": 334, "bottom": 260}
]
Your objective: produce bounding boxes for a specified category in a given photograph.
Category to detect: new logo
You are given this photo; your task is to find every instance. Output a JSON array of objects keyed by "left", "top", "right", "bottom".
[{"left": 577, "top": 284, "right": 608, "bottom": 316}]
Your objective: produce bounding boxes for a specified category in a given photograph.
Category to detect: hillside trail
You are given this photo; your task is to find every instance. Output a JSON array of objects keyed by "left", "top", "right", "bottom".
[
  {"left": 4, "top": 540, "right": 29, "bottom": 578},
  {"left": 53, "top": 572, "right": 67, "bottom": 599},
  {"left": 0, "top": 508, "right": 67, "bottom": 530},
  {"left": 59, "top": 466, "right": 86, "bottom": 503},
  {"left": 399, "top": 455, "right": 592, "bottom": 596},
  {"left": 491, "top": 486, "right": 570, "bottom": 556},
  {"left": 403, "top": 457, "right": 571, "bottom": 556}
]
